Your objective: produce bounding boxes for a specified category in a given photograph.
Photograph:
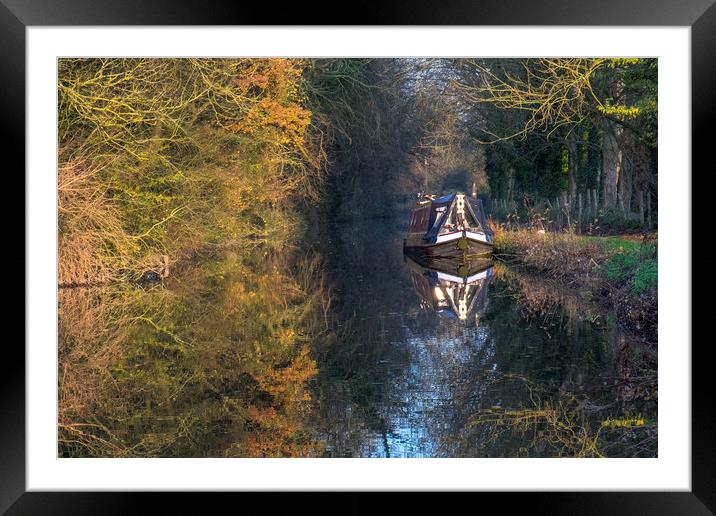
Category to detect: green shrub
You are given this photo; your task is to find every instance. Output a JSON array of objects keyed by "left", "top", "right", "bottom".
[
  {"left": 632, "top": 259, "right": 657, "bottom": 294},
  {"left": 601, "top": 242, "right": 657, "bottom": 294}
]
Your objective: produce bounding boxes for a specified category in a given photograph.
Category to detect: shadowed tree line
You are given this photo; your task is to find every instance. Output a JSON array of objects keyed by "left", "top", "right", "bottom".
[{"left": 451, "top": 58, "right": 658, "bottom": 231}]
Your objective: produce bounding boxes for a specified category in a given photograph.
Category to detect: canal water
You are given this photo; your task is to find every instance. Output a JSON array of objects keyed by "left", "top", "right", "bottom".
[
  {"left": 305, "top": 220, "right": 654, "bottom": 458},
  {"left": 58, "top": 219, "right": 657, "bottom": 458}
]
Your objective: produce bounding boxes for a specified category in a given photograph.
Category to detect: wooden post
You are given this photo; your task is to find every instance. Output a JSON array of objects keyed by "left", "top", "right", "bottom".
[{"left": 560, "top": 191, "right": 570, "bottom": 229}]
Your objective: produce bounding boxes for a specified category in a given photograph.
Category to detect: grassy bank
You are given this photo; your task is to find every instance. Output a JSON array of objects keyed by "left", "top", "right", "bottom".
[{"left": 493, "top": 228, "right": 657, "bottom": 342}]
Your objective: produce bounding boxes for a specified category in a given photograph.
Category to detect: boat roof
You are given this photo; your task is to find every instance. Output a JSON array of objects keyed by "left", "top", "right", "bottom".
[
  {"left": 415, "top": 193, "right": 456, "bottom": 207},
  {"left": 432, "top": 193, "right": 456, "bottom": 204}
]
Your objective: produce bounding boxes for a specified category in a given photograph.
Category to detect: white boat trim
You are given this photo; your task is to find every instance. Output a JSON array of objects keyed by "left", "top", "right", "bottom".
[
  {"left": 465, "top": 231, "right": 490, "bottom": 243},
  {"left": 435, "top": 231, "right": 490, "bottom": 244},
  {"left": 435, "top": 232, "right": 462, "bottom": 244},
  {"left": 436, "top": 269, "right": 491, "bottom": 284}
]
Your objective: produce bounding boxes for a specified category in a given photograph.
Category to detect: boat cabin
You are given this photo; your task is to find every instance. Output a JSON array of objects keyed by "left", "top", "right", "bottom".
[{"left": 405, "top": 193, "right": 494, "bottom": 257}]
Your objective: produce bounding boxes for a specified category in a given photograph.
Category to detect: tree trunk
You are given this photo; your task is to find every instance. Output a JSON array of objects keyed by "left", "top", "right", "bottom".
[
  {"left": 568, "top": 133, "right": 578, "bottom": 203},
  {"left": 601, "top": 120, "right": 622, "bottom": 210},
  {"left": 631, "top": 137, "right": 652, "bottom": 227},
  {"left": 506, "top": 167, "right": 515, "bottom": 204},
  {"left": 624, "top": 163, "right": 633, "bottom": 217},
  {"left": 585, "top": 190, "right": 590, "bottom": 213},
  {"left": 617, "top": 158, "right": 633, "bottom": 216},
  {"left": 637, "top": 187, "right": 645, "bottom": 224}
]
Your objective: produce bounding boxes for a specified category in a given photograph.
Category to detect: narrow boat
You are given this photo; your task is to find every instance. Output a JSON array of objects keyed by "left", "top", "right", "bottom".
[{"left": 404, "top": 192, "right": 494, "bottom": 259}]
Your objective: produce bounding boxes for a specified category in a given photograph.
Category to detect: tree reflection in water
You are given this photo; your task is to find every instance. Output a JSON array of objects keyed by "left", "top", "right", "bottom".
[
  {"left": 59, "top": 246, "right": 328, "bottom": 457},
  {"left": 58, "top": 221, "right": 656, "bottom": 457}
]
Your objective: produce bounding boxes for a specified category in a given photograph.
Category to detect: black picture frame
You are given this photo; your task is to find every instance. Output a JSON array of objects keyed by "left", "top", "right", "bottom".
[{"left": 6, "top": 0, "right": 710, "bottom": 513}]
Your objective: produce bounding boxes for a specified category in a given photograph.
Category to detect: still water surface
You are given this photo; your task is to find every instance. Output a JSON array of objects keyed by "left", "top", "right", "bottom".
[
  {"left": 59, "top": 219, "right": 657, "bottom": 458},
  {"left": 306, "top": 220, "right": 649, "bottom": 458}
]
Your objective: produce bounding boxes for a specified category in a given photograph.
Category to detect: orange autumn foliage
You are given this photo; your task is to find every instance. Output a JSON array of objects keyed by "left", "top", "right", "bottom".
[{"left": 231, "top": 97, "right": 311, "bottom": 146}]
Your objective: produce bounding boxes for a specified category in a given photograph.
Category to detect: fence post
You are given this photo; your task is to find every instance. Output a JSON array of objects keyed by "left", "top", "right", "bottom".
[
  {"left": 586, "top": 190, "right": 592, "bottom": 218},
  {"left": 592, "top": 189, "right": 599, "bottom": 214}
]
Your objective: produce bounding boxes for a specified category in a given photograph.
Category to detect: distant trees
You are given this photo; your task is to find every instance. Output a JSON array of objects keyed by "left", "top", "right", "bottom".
[
  {"left": 406, "top": 62, "right": 488, "bottom": 196},
  {"left": 303, "top": 58, "right": 487, "bottom": 217}
]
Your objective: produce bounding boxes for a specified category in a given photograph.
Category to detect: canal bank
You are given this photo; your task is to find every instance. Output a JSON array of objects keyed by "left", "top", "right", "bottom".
[{"left": 493, "top": 229, "right": 658, "bottom": 343}]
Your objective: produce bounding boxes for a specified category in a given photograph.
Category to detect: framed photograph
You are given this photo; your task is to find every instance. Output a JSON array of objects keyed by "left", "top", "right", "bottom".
[{"left": 8, "top": 0, "right": 710, "bottom": 512}]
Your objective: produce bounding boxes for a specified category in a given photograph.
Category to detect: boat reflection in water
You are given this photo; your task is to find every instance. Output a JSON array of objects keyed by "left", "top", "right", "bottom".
[{"left": 403, "top": 252, "right": 493, "bottom": 325}]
